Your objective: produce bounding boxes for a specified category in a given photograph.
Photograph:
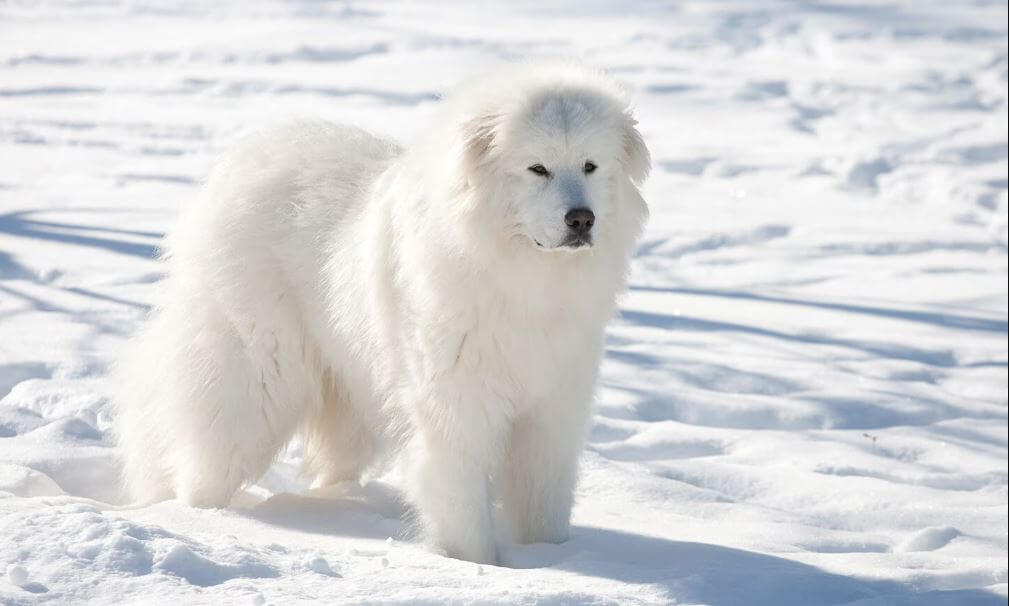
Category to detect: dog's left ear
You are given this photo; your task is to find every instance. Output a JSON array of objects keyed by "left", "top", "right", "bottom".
[{"left": 623, "top": 115, "right": 651, "bottom": 186}]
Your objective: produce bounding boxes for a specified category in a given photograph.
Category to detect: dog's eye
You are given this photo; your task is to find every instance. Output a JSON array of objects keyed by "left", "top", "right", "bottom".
[
  {"left": 527, "top": 164, "right": 551, "bottom": 177},
  {"left": 583, "top": 161, "right": 597, "bottom": 175}
]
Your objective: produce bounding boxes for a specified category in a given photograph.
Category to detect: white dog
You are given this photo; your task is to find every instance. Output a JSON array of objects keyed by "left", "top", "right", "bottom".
[{"left": 114, "top": 62, "right": 650, "bottom": 564}]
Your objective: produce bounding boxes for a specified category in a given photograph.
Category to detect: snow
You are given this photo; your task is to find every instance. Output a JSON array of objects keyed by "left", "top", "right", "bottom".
[
  {"left": 1, "top": 0, "right": 1006, "bottom": 604},
  {"left": 6, "top": 565, "right": 28, "bottom": 588}
]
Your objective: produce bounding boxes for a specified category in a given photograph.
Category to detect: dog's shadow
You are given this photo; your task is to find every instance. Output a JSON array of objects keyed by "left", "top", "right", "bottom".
[
  {"left": 505, "top": 527, "right": 1003, "bottom": 605},
  {"left": 236, "top": 481, "right": 408, "bottom": 541},
  {"left": 234, "top": 483, "right": 1001, "bottom": 605}
]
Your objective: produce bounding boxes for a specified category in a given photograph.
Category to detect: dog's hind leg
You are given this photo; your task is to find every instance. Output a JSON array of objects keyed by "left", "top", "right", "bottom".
[
  {"left": 301, "top": 373, "right": 378, "bottom": 487},
  {"left": 179, "top": 295, "right": 321, "bottom": 507},
  {"left": 118, "top": 286, "right": 319, "bottom": 508}
]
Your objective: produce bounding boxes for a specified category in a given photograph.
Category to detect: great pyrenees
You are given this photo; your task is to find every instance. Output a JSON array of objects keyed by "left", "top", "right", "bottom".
[{"left": 115, "top": 62, "right": 650, "bottom": 564}]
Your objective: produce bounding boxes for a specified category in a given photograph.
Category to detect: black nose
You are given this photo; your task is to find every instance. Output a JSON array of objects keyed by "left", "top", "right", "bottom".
[{"left": 565, "top": 208, "right": 595, "bottom": 235}]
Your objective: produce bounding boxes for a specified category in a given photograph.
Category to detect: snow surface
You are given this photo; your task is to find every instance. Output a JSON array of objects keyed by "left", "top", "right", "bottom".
[{"left": 1, "top": 1, "right": 1007, "bottom": 604}]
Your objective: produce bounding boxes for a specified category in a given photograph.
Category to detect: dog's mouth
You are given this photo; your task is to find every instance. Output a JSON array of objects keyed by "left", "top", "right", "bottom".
[
  {"left": 560, "top": 234, "right": 593, "bottom": 249},
  {"left": 531, "top": 235, "right": 593, "bottom": 251}
]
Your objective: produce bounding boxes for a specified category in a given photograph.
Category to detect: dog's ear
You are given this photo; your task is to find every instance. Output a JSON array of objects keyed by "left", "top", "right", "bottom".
[
  {"left": 460, "top": 113, "right": 501, "bottom": 172},
  {"left": 623, "top": 115, "right": 651, "bottom": 186}
]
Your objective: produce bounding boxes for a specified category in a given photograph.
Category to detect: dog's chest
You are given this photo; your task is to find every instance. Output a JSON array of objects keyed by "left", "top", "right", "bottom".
[{"left": 447, "top": 304, "right": 602, "bottom": 408}]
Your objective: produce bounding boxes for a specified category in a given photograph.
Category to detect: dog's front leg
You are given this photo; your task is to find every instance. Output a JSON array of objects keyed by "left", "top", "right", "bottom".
[
  {"left": 408, "top": 394, "right": 508, "bottom": 564},
  {"left": 497, "top": 403, "right": 592, "bottom": 545}
]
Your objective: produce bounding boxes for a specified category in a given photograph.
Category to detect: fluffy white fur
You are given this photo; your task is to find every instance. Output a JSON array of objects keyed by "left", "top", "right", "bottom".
[{"left": 114, "top": 62, "right": 650, "bottom": 564}]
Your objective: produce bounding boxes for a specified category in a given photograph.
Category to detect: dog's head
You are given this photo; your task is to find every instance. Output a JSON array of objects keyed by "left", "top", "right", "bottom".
[{"left": 453, "top": 64, "right": 650, "bottom": 255}]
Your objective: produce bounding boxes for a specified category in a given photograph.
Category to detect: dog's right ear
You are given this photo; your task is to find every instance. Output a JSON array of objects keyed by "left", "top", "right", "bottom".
[{"left": 459, "top": 113, "right": 501, "bottom": 172}]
